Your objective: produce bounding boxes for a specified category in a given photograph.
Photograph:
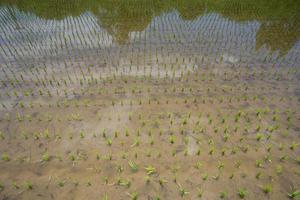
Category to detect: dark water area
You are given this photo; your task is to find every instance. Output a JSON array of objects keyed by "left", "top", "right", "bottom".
[{"left": 0, "top": 0, "right": 299, "bottom": 68}]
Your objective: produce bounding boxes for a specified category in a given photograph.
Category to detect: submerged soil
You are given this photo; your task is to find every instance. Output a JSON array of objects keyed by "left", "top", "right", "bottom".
[{"left": 0, "top": 65, "right": 299, "bottom": 200}]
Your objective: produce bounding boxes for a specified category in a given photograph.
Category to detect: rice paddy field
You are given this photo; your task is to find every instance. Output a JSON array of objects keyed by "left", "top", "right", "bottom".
[{"left": 0, "top": 0, "right": 300, "bottom": 199}]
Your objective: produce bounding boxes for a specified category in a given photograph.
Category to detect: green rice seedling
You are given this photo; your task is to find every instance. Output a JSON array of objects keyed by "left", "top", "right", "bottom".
[
  {"left": 107, "top": 138, "right": 112, "bottom": 146},
  {"left": 223, "top": 133, "right": 229, "bottom": 142},
  {"left": 238, "top": 188, "right": 248, "bottom": 199},
  {"left": 218, "top": 161, "right": 225, "bottom": 170},
  {"left": 290, "top": 142, "right": 298, "bottom": 151},
  {"left": 102, "top": 193, "right": 108, "bottom": 200},
  {"left": 280, "top": 155, "right": 288, "bottom": 162},
  {"left": 12, "top": 181, "right": 19, "bottom": 189},
  {"left": 96, "top": 153, "right": 101, "bottom": 160},
  {"left": 80, "top": 131, "right": 85, "bottom": 139},
  {"left": 69, "top": 154, "right": 76, "bottom": 162},
  {"left": 194, "top": 161, "right": 202, "bottom": 170},
  {"left": 24, "top": 181, "right": 33, "bottom": 190},
  {"left": 295, "top": 157, "right": 300, "bottom": 165},
  {"left": 0, "top": 132, "right": 4, "bottom": 140},
  {"left": 264, "top": 154, "right": 272, "bottom": 162},
  {"left": 157, "top": 152, "right": 162, "bottom": 158},
  {"left": 125, "top": 128, "right": 129, "bottom": 137},
  {"left": 172, "top": 149, "right": 177, "bottom": 157},
  {"left": 221, "top": 148, "right": 226, "bottom": 156},
  {"left": 58, "top": 180, "right": 65, "bottom": 187},
  {"left": 202, "top": 173, "right": 208, "bottom": 181},
  {"left": 159, "top": 178, "right": 167, "bottom": 187},
  {"left": 178, "top": 183, "right": 189, "bottom": 197},
  {"left": 260, "top": 184, "right": 272, "bottom": 194},
  {"left": 220, "top": 191, "right": 228, "bottom": 199},
  {"left": 231, "top": 147, "right": 238, "bottom": 155},
  {"left": 196, "top": 148, "right": 201, "bottom": 156},
  {"left": 288, "top": 190, "right": 300, "bottom": 199},
  {"left": 116, "top": 165, "right": 124, "bottom": 173},
  {"left": 42, "top": 152, "right": 50, "bottom": 162},
  {"left": 131, "top": 138, "right": 140, "bottom": 147},
  {"left": 103, "top": 177, "right": 108, "bottom": 185},
  {"left": 241, "top": 145, "right": 249, "bottom": 153},
  {"left": 235, "top": 161, "right": 241, "bottom": 168},
  {"left": 279, "top": 143, "right": 284, "bottom": 151},
  {"left": 197, "top": 188, "right": 203, "bottom": 198},
  {"left": 128, "top": 160, "right": 138, "bottom": 172},
  {"left": 256, "top": 172, "right": 262, "bottom": 179},
  {"left": 145, "top": 166, "right": 156, "bottom": 175},
  {"left": 116, "top": 178, "right": 131, "bottom": 187},
  {"left": 256, "top": 160, "right": 263, "bottom": 168},
  {"left": 212, "top": 174, "right": 220, "bottom": 180},
  {"left": 2, "top": 153, "right": 10, "bottom": 161},
  {"left": 127, "top": 191, "right": 138, "bottom": 200},
  {"left": 0, "top": 182, "right": 4, "bottom": 191},
  {"left": 153, "top": 196, "right": 161, "bottom": 200},
  {"left": 255, "top": 125, "right": 261, "bottom": 132},
  {"left": 184, "top": 149, "right": 188, "bottom": 156},
  {"left": 150, "top": 138, "right": 154, "bottom": 146},
  {"left": 169, "top": 135, "right": 175, "bottom": 144},
  {"left": 276, "top": 165, "right": 283, "bottom": 174}
]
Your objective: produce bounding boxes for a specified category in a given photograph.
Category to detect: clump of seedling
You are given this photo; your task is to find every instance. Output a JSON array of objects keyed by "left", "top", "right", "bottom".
[
  {"left": 127, "top": 191, "right": 138, "bottom": 200},
  {"left": 238, "top": 188, "right": 248, "bottom": 199},
  {"left": 177, "top": 183, "right": 189, "bottom": 197},
  {"left": 24, "top": 181, "right": 33, "bottom": 190},
  {"left": 220, "top": 191, "right": 228, "bottom": 199},
  {"left": 260, "top": 184, "right": 272, "bottom": 194},
  {"left": 288, "top": 189, "right": 300, "bottom": 199},
  {"left": 145, "top": 166, "right": 156, "bottom": 175},
  {"left": 2, "top": 153, "right": 10, "bottom": 161},
  {"left": 128, "top": 160, "right": 138, "bottom": 172}
]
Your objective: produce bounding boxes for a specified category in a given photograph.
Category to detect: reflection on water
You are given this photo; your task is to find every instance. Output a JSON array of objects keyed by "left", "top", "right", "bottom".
[{"left": 0, "top": 0, "right": 299, "bottom": 68}]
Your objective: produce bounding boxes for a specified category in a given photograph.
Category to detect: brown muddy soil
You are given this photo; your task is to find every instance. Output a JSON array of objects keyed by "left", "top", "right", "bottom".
[{"left": 0, "top": 67, "right": 300, "bottom": 200}]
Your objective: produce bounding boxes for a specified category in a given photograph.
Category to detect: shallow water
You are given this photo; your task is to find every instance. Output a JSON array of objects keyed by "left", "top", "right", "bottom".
[{"left": 0, "top": 0, "right": 299, "bottom": 68}]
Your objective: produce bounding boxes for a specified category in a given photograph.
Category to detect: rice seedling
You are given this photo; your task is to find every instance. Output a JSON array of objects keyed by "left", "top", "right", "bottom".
[
  {"left": 107, "top": 138, "right": 113, "bottom": 146},
  {"left": 197, "top": 188, "right": 203, "bottom": 198},
  {"left": 102, "top": 193, "right": 109, "bottom": 200},
  {"left": 158, "top": 178, "right": 167, "bottom": 187},
  {"left": 127, "top": 191, "right": 138, "bottom": 200},
  {"left": 288, "top": 190, "right": 300, "bottom": 199},
  {"left": 24, "top": 181, "right": 33, "bottom": 190},
  {"left": 0, "top": 1, "right": 299, "bottom": 199},
  {"left": 12, "top": 181, "right": 19, "bottom": 189},
  {"left": 220, "top": 191, "right": 228, "bottom": 199},
  {"left": 145, "top": 166, "right": 156, "bottom": 175},
  {"left": 202, "top": 173, "right": 208, "bottom": 181},
  {"left": 128, "top": 160, "right": 138, "bottom": 172},
  {"left": 0, "top": 183, "right": 4, "bottom": 191},
  {"left": 58, "top": 180, "right": 65, "bottom": 187},
  {"left": 178, "top": 183, "right": 189, "bottom": 197},
  {"left": 289, "top": 142, "right": 298, "bottom": 151},
  {"left": 42, "top": 152, "right": 50, "bottom": 162},
  {"left": 2, "top": 153, "right": 10, "bottom": 162},
  {"left": 238, "top": 188, "right": 248, "bottom": 199}
]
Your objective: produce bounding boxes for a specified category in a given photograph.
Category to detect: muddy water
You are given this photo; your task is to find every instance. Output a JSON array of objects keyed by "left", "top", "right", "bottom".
[{"left": 0, "top": 0, "right": 300, "bottom": 200}]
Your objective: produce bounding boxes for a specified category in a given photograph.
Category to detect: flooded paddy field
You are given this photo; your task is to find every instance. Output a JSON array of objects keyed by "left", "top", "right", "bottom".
[{"left": 0, "top": 0, "right": 300, "bottom": 199}]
